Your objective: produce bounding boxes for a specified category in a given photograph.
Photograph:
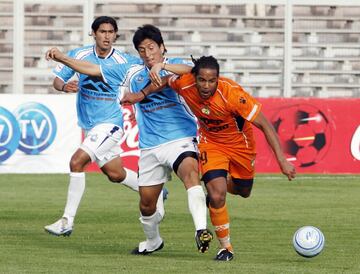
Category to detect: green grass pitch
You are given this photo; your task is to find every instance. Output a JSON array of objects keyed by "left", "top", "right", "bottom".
[{"left": 0, "top": 173, "right": 359, "bottom": 273}]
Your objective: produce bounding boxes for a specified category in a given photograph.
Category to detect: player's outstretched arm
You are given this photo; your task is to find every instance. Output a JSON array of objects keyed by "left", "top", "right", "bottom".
[
  {"left": 45, "top": 47, "right": 101, "bottom": 77},
  {"left": 252, "top": 111, "right": 296, "bottom": 181},
  {"left": 150, "top": 63, "right": 192, "bottom": 87}
]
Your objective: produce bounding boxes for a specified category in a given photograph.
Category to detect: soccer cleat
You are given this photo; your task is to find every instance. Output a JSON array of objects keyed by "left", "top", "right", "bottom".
[
  {"left": 162, "top": 187, "right": 169, "bottom": 201},
  {"left": 214, "top": 248, "right": 234, "bottom": 261},
  {"left": 44, "top": 217, "right": 73, "bottom": 237},
  {"left": 195, "top": 229, "right": 213, "bottom": 253},
  {"left": 131, "top": 241, "right": 164, "bottom": 255}
]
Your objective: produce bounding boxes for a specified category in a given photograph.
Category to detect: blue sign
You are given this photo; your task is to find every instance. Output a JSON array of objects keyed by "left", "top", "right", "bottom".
[
  {"left": 0, "top": 102, "right": 57, "bottom": 162},
  {"left": 13, "top": 102, "right": 57, "bottom": 155},
  {"left": 0, "top": 107, "right": 21, "bottom": 162}
]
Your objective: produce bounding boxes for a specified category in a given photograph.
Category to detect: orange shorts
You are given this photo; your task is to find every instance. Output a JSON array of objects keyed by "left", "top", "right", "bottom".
[{"left": 198, "top": 142, "right": 256, "bottom": 180}]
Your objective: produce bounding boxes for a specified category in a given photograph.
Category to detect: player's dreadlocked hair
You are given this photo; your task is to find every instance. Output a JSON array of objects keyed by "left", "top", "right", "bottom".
[{"left": 191, "top": 55, "right": 220, "bottom": 77}]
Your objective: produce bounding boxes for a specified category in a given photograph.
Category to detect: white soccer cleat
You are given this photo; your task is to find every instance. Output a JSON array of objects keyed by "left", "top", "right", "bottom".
[
  {"left": 44, "top": 217, "right": 73, "bottom": 237},
  {"left": 131, "top": 239, "right": 164, "bottom": 255}
]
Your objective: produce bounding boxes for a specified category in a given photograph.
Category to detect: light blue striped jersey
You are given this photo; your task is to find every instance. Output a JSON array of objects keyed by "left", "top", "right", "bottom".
[
  {"left": 102, "top": 57, "right": 197, "bottom": 149},
  {"left": 53, "top": 45, "right": 141, "bottom": 130}
]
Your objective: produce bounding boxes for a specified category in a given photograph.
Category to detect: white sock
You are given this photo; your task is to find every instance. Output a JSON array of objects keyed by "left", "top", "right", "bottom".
[
  {"left": 156, "top": 190, "right": 165, "bottom": 218},
  {"left": 63, "top": 172, "right": 85, "bottom": 225},
  {"left": 121, "top": 168, "right": 139, "bottom": 192},
  {"left": 187, "top": 185, "right": 207, "bottom": 231},
  {"left": 140, "top": 211, "right": 163, "bottom": 247}
]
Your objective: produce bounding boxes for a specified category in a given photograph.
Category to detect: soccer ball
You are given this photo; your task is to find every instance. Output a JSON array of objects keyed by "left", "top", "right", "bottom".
[{"left": 293, "top": 226, "right": 325, "bottom": 258}]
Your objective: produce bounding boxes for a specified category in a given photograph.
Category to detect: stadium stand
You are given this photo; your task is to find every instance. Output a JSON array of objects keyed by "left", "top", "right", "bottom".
[{"left": 3, "top": 0, "right": 360, "bottom": 97}]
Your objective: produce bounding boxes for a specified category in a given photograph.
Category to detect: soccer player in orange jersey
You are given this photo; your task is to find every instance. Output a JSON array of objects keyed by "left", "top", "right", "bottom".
[{"left": 121, "top": 56, "right": 296, "bottom": 261}]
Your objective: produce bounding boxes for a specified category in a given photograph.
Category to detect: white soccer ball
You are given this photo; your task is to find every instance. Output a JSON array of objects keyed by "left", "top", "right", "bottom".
[{"left": 293, "top": 226, "right": 325, "bottom": 258}]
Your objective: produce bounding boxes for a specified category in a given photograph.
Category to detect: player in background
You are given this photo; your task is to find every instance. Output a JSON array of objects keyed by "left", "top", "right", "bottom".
[
  {"left": 45, "top": 24, "right": 213, "bottom": 256},
  {"left": 121, "top": 55, "right": 296, "bottom": 261},
  {"left": 44, "top": 16, "right": 166, "bottom": 237}
]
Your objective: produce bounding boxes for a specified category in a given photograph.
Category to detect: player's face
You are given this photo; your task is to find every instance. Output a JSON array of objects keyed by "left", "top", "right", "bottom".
[
  {"left": 137, "top": 39, "right": 165, "bottom": 68},
  {"left": 195, "top": 68, "right": 218, "bottom": 100},
  {"left": 93, "top": 23, "right": 117, "bottom": 54}
]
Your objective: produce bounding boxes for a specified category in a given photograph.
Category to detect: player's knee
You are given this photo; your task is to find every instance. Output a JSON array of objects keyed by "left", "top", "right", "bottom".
[
  {"left": 69, "top": 156, "right": 84, "bottom": 172},
  {"left": 140, "top": 203, "right": 156, "bottom": 216},
  {"left": 208, "top": 193, "right": 226, "bottom": 208}
]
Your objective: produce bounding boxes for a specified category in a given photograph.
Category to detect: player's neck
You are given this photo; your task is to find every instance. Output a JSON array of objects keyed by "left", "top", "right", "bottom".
[{"left": 95, "top": 46, "right": 112, "bottom": 58}]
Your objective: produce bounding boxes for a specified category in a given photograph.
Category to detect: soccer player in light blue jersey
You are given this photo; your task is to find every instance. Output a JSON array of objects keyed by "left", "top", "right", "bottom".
[
  {"left": 44, "top": 16, "right": 146, "bottom": 237},
  {"left": 45, "top": 24, "right": 212, "bottom": 255},
  {"left": 119, "top": 25, "right": 212, "bottom": 255}
]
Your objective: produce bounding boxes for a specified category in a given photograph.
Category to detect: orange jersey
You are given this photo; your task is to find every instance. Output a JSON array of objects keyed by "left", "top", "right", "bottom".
[{"left": 168, "top": 73, "right": 262, "bottom": 151}]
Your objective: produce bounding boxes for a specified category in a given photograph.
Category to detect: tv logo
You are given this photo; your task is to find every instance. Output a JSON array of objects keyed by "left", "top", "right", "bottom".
[
  {"left": 0, "top": 102, "right": 57, "bottom": 162},
  {"left": 0, "top": 107, "right": 21, "bottom": 162}
]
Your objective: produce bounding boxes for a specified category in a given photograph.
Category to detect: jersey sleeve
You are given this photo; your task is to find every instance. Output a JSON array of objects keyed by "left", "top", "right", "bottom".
[
  {"left": 167, "top": 74, "right": 181, "bottom": 93},
  {"left": 100, "top": 63, "right": 132, "bottom": 87},
  {"left": 228, "top": 86, "right": 262, "bottom": 122},
  {"left": 52, "top": 49, "right": 77, "bottom": 82}
]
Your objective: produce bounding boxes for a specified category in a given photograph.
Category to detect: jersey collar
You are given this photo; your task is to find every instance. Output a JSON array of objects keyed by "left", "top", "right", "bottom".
[{"left": 93, "top": 45, "right": 115, "bottom": 59}]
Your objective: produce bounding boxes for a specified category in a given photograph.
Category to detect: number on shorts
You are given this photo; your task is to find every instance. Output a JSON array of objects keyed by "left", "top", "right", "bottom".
[{"left": 199, "top": 151, "right": 208, "bottom": 165}]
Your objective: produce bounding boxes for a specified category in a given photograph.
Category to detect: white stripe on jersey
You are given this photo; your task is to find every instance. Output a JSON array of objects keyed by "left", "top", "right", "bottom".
[
  {"left": 216, "top": 88, "right": 228, "bottom": 104},
  {"left": 112, "top": 51, "right": 127, "bottom": 64},
  {"left": 74, "top": 47, "right": 93, "bottom": 60},
  {"left": 126, "top": 65, "right": 147, "bottom": 93},
  {"left": 246, "top": 104, "right": 258, "bottom": 121}
]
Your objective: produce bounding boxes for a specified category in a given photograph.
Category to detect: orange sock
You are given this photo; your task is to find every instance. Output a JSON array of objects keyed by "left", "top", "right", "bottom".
[{"left": 209, "top": 204, "right": 233, "bottom": 252}]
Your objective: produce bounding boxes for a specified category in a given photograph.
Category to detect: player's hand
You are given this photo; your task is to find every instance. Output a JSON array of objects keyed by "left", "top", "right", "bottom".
[
  {"left": 120, "top": 92, "right": 144, "bottom": 105},
  {"left": 63, "top": 80, "right": 78, "bottom": 93},
  {"left": 149, "top": 63, "right": 163, "bottom": 87},
  {"left": 279, "top": 159, "right": 296, "bottom": 181},
  {"left": 45, "top": 47, "right": 65, "bottom": 62}
]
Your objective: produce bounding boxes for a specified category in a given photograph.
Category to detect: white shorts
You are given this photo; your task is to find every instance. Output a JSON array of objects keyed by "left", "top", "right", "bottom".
[
  {"left": 138, "top": 137, "right": 198, "bottom": 187},
  {"left": 80, "top": 123, "right": 124, "bottom": 168}
]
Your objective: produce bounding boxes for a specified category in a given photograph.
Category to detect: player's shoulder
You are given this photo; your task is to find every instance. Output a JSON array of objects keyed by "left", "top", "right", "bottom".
[
  {"left": 112, "top": 49, "right": 141, "bottom": 64},
  {"left": 172, "top": 73, "right": 196, "bottom": 90},
  {"left": 218, "top": 76, "right": 245, "bottom": 93},
  {"left": 126, "top": 64, "right": 146, "bottom": 80},
  {"left": 167, "top": 57, "right": 192, "bottom": 66},
  {"left": 69, "top": 45, "right": 94, "bottom": 60}
]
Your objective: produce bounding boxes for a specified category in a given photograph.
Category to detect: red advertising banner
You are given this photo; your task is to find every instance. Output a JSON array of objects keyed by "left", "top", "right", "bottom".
[
  {"left": 255, "top": 98, "right": 360, "bottom": 174},
  {"left": 87, "top": 98, "right": 360, "bottom": 174}
]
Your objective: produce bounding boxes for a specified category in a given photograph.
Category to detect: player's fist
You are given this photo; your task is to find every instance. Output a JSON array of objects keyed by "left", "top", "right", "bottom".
[{"left": 45, "top": 47, "right": 64, "bottom": 62}]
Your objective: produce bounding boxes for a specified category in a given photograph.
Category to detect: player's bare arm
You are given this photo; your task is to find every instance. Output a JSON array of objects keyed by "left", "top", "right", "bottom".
[
  {"left": 150, "top": 63, "right": 192, "bottom": 87},
  {"left": 252, "top": 111, "right": 296, "bottom": 181},
  {"left": 45, "top": 47, "right": 102, "bottom": 77},
  {"left": 53, "top": 77, "right": 78, "bottom": 93},
  {"left": 120, "top": 75, "right": 172, "bottom": 105}
]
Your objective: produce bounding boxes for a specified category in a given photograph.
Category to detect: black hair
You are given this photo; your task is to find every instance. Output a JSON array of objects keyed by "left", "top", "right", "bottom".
[
  {"left": 91, "top": 16, "right": 118, "bottom": 33},
  {"left": 133, "top": 24, "right": 167, "bottom": 54},
  {"left": 191, "top": 55, "right": 220, "bottom": 76}
]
